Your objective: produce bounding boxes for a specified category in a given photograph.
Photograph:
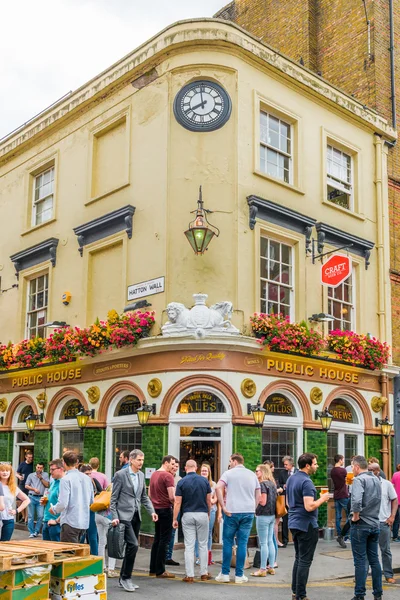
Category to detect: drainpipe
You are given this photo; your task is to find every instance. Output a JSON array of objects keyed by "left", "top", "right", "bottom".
[
  {"left": 380, "top": 374, "right": 390, "bottom": 477},
  {"left": 374, "top": 136, "right": 386, "bottom": 341},
  {"left": 389, "top": 0, "right": 396, "bottom": 130}
]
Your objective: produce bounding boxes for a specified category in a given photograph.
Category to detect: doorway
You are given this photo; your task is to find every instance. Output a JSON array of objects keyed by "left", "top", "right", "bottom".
[{"left": 179, "top": 439, "right": 220, "bottom": 481}]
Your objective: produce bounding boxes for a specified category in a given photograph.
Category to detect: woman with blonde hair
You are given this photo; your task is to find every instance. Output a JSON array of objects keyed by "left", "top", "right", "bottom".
[
  {"left": 252, "top": 463, "right": 277, "bottom": 577},
  {"left": 0, "top": 463, "right": 29, "bottom": 541}
]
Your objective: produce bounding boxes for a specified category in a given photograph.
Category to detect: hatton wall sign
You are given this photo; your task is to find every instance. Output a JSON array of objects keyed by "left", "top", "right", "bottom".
[{"left": 321, "top": 254, "right": 352, "bottom": 288}]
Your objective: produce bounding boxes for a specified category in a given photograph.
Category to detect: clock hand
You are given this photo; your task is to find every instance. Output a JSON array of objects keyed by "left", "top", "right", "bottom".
[{"left": 190, "top": 100, "right": 207, "bottom": 111}]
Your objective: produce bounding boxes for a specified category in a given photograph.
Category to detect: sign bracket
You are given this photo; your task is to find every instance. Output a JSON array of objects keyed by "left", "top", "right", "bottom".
[{"left": 311, "top": 239, "right": 353, "bottom": 264}]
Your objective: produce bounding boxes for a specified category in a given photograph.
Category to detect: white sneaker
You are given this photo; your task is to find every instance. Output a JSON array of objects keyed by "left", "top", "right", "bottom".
[
  {"left": 215, "top": 572, "right": 230, "bottom": 583},
  {"left": 235, "top": 575, "right": 248, "bottom": 584}
]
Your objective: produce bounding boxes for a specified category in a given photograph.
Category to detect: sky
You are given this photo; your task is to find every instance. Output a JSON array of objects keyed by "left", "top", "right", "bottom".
[{"left": 0, "top": 0, "right": 226, "bottom": 139}]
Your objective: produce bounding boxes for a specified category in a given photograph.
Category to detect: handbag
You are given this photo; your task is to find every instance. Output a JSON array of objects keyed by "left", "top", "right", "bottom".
[
  {"left": 253, "top": 550, "right": 261, "bottom": 569},
  {"left": 90, "top": 490, "right": 111, "bottom": 512},
  {"left": 230, "top": 546, "right": 250, "bottom": 569},
  {"left": 107, "top": 522, "right": 126, "bottom": 559},
  {"left": 276, "top": 494, "right": 288, "bottom": 518}
]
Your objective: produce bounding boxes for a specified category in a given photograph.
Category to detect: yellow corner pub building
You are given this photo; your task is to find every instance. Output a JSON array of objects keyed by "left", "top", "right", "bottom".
[{"left": 0, "top": 18, "right": 397, "bottom": 532}]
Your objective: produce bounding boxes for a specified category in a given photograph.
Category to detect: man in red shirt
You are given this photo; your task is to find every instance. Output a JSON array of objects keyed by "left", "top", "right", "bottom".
[
  {"left": 149, "top": 455, "right": 176, "bottom": 578},
  {"left": 330, "top": 454, "right": 349, "bottom": 548}
]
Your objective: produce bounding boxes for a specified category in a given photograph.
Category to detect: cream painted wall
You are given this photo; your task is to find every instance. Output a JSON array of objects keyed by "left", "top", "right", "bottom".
[{"left": 0, "top": 22, "right": 391, "bottom": 344}]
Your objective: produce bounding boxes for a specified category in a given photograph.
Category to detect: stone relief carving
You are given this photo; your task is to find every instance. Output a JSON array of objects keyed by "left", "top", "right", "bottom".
[
  {"left": 371, "top": 396, "right": 387, "bottom": 413},
  {"left": 162, "top": 293, "right": 239, "bottom": 338},
  {"left": 0, "top": 398, "right": 8, "bottom": 413},
  {"left": 36, "top": 392, "right": 47, "bottom": 410},
  {"left": 87, "top": 386, "right": 101, "bottom": 404}
]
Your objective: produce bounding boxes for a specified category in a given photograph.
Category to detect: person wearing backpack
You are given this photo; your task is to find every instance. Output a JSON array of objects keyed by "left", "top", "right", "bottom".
[{"left": 252, "top": 463, "right": 277, "bottom": 577}]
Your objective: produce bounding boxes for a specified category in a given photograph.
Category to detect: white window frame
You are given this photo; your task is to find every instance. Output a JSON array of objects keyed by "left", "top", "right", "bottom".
[
  {"left": 328, "top": 274, "right": 355, "bottom": 331},
  {"left": 32, "top": 166, "right": 55, "bottom": 226},
  {"left": 260, "top": 110, "right": 293, "bottom": 184},
  {"left": 326, "top": 145, "right": 353, "bottom": 210},
  {"left": 26, "top": 273, "right": 49, "bottom": 339},
  {"left": 327, "top": 397, "right": 364, "bottom": 464},
  {"left": 260, "top": 236, "right": 294, "bottom": 319},
  {"left": 105, "top": 391, "right": 142, "bottom": 480}
]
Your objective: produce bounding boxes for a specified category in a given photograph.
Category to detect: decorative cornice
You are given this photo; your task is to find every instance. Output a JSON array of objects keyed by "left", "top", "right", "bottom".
[
  {"left": 247, "top": 195, "right": 316, "bottom": 253},
  {"left": 73, "top": 205, "right": 135, "bottom": 256},
  {"left": 315, "top": 222, "right": 375, "bottom": 269},
  {"left": 10, "top": 238, "right": 59, "bottom": 278},
  {"left": 0, "top": 20, "right": 395, "bottom": 161}
]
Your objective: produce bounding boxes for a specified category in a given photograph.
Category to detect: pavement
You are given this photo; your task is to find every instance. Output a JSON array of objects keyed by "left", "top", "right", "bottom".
[{"left": 10, "top": 528, "right": 400, "bottom": 597}]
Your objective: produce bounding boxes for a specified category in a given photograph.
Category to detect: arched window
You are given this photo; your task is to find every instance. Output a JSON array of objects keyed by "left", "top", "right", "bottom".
[
  {"left": 18, "top": 406, "right": 33, "bottom": 423},
  {"left": 60, "top": 399, "right": 83, "bottom": 420},
  {"left": 263, "top": 393, "right": 297, "bottom": 417},
  {"left": 177, "top": 391, "right": 226, "bottom": 414},
  {"left": 114, "top": 395, "right": 141, "bottom": 417},
  {"left": 329, "top": 398, "right": 358, "bottom": 424}
]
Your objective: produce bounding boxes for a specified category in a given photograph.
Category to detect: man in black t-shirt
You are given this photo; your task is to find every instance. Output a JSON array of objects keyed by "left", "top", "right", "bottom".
[{"left": 16, "top": 452, "right": 34, "bottom": 522}]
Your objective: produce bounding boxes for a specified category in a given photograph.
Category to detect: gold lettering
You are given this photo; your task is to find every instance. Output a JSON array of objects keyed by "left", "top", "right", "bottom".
[
  {"left": 328, "top": 369, "right": 336, "bottom": 379},
  {"left": 75, "top": 368, "right": 82, "bottom": 379},
  {"left": 12, "top": 379, "right": 17, "bottom": 388},
  {"left": 285, "top": 362, "right": 293, "bottom": 374},
  {"left": 345, "top": 373, "right": 351, "bottom": 382},
  {"left": 337, "top": 371, "right": 344, "bottom": 381},
  {"left": 320, "top": 368, "right": 328, "bottom": 378},
  {"left": 276, "top": 361, "right": 284, "bottom": 372},
  {"left": 305, "top": 366, "right": 314, "bottom": 376},
  {"left": 23, "top": 377, "right": 28, "bottom": 386},
  {"left": 266, "top": 359, "right": 275, "bottom": 371},
  {"left": 37, "top": 374, "right": 42, "bottom": 384},
  {"left": 47, "top": 372, "right": 53, "bottom": 383},
  {"left": 293, "top": 364, "right": 301, "bottom": 375},
  {"left": 210, "top": 401, "right": 217, "bottom": 411},
  {"left": 352, "top": 374, "right": 358, "bottom": 383}
]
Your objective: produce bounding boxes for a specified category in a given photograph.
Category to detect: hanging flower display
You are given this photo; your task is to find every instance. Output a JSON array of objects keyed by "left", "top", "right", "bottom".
[{"left": 250, "top": 313, "right": 326, "bottom": 356}]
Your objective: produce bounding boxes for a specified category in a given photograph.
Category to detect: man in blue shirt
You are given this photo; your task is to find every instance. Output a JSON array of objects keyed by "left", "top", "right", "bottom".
[
  {"left": 286, "top": 453, "right": 330, "bottom": 600},
  {"left": 42, "top": 458, "right": 64, "bottom": 541}
]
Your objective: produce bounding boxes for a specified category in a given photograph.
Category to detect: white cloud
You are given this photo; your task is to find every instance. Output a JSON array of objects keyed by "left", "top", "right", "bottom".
[{"left": 0, "top": 0, "right": 226, "bottom": 138}]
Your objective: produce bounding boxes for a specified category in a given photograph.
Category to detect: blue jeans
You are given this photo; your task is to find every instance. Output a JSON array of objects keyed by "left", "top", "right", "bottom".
[
  {"left": 28, "top": 495, "right": 44, "bottom": 535},
  {"left": 335, "top": 497, "right": 349, "bottom": 536},
  {"left": 256, "top": 514, "right": 275, "bottom": 570},
  {"left": 351, "top": 521, "right": 382, "bottom": 598},
  {"left": 222, "top": 513, "right": 254, "bottom": 577},
  {"left": 195, "top": 508, "right": 217, "bottom": 557},
  {"left": 167, "top": 512, "right": 180, "bottom": 560},
  {"left": 80, "top": 511, "right": 99, "bottom": 555},
  {"left": 0, "top": 519, "right": 15, "bottom": 541},
  {"left": 42, "top": 521, "right": 61, "bottom": 542}
]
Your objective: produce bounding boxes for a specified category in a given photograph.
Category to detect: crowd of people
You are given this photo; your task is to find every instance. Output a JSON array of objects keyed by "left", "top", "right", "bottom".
[{"left": 0, "top": 449, "right": 399, "bottom": 599}]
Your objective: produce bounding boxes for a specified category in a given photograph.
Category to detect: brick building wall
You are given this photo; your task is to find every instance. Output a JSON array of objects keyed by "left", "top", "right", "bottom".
[{"left": 218, "top": 0, "right": 400, "bottom": 363}]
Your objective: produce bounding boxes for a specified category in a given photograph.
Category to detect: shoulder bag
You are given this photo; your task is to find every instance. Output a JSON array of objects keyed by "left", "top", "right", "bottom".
[
  {"left": 275, "top": 494, "right": 287, "bottom": 518},
  {"left": 107, "top": 522, "right": 126, "bottom": 559}
]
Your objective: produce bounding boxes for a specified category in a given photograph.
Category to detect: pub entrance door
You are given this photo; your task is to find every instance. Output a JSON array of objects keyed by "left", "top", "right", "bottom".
[{"left": 179, "top": 428, "right": 221, "bottom": 480}]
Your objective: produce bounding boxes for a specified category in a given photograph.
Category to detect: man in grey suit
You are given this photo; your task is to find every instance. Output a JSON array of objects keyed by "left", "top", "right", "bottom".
[{"left": 111, "top": 449, "right": 158, "bottom": 592}]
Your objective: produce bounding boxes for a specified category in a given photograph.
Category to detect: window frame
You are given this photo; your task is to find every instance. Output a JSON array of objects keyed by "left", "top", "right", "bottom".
[
  {"left": 326, "top": 144, "right": 353, "bottom": 210},
  {"left": 32, "top": 165, "right": 55, "bottom": 227},
  {"left": 259, "top": 110, "right": 293, "bottom": 185},
  {"left": 328, "top": 273, "right": 355, "bottom": 331},
  {"left": 25, "top": 273, "right": 49, "bottom": 339},
  {"left": 259, "top": 235, "right": 295, "bottom": 319}
]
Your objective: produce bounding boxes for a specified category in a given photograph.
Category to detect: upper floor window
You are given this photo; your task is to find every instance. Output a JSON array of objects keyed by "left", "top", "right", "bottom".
[
  {"left": 26, "top": 274, "right": 48, "bottom": 338},
  {"left": 328, "top": 275, "right": 353, "bottom": 331},
  {"left": 327, "top": 145, "right": 352, "bottom": 210},
  {"left": 32, "top": 166, "right": 54, "bottom": 226},
  {"left": 260, "top": 237, "right": 293, "bottom": 317},
  {"left": 260, "top": 111, "right": 292, "bottom": 184}
]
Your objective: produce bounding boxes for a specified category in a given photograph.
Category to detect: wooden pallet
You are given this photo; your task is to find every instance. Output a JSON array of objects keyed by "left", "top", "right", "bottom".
[{"left": 0, "top": 541, "right": 89, "bottom": 570}]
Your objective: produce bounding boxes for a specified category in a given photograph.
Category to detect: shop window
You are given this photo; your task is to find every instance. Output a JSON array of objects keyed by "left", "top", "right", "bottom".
[
  {"left": 263, "top": 394, "right": 297, "bottom": 417},
  {"left": 60, "top": 399, "right": 83, "bottom": 420},
  {"left": 60, "top": 430, "right": 84, "bottom": 462},
  {"left": 26, "top": 274, "right": 48, "bottom": 339},
  {"left": 344, "top": 434, "right": 358, "bottom": 465},
  {"left": 114, "top": 395, "right": 141, "bottom": 417},
  {"left": 327, "top": 145, "right": 352, "bottom": 209},
  {"left": 260, "top": 237, "right": 293, "bottom": 317},
  {"left": 177, "top": 391, "right": 226, "bottom": 414},
  {"left": 260, "top": 111, "right": 292, "bottom": 184},
  {"left": 328, "top": 275, "right": 354, "bottom": 331},
  {"left": 327, "top": 431, "right": 339, "bottom": 482},
  {"left": 262, "top": 427, "right": 297, "bottom": 480},
  {"left": 113, "top": 428, "right": 142, "bottom": 474}
]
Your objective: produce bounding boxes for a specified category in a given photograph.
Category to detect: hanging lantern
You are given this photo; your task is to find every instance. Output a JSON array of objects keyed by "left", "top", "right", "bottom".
[
  {"left": 76, "top": 408, "right": 95, "bottom": 430},
  {"left": 25, "top": 412, "right": 44, "bottom": 431},
  {"left": 184, "top": 186, "right": 220, "bottom": 255},
  {"left": 136, "top": 399, "right": 156, "bottom": 426},
  {"left": 247, "top": 400, "right": 267, "bottom": 427},
  {"left": 376, "top": 416, "right": 393, "bottom": 438},
  {"left": 315, "top": 408, "right": 333, "bottom": 432}
]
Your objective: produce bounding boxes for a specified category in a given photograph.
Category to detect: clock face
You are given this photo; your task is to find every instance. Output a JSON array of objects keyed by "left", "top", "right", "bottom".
[{"left": 173, "top": 80, "right": 232, "bottom": 132}]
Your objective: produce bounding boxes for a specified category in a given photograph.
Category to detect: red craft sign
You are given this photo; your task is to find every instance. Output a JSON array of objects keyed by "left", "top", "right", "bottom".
[{"left": 321, "top": 254, "right": 352, "bottom": 288}]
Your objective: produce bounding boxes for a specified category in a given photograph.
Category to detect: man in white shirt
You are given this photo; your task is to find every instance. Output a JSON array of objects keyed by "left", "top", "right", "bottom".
[
  {"left": 50, "top": 451, "right": 93, "bottom": 543},
  {"left": 215, "top": 453, "right": 260, "bottom": 584},
  {"left": 368, "top": 463, "right": 398, "bottom": 584}
]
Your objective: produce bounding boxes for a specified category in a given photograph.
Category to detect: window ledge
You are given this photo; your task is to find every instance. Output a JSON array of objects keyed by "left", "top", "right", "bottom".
[
  {"left": 322, "top": 200, "right": 365, "bottom": 221},
  {"left": 254, "top": 169, "right": 305, "bottom": 195},
  {"left": 73, "top": 204, "right": 135, "bottom": 256},
  {"left": 85, "top": 182, "right": 130, "bottom": 206},
  {"left": 21, "top": 218, "right": 57, "bottom": 237},
  {"left": 10, "top": 237, "right": 59, "bottom": 277}
]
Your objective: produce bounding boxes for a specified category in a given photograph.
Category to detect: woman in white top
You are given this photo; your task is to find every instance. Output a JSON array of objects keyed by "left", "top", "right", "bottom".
[{"left": 0, "top": 463, "right": 30, "bottom": 541}]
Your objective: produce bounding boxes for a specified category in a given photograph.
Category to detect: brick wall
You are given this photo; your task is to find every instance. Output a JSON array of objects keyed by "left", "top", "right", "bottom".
[
  {"left": 83, "top": 428, "right": 106, "bottom": 469},
  {"left": 233, "top": 425, "right": 262, "bottom": 471},
  {"left": 34, "top": 431, "right": 52, "bottom": 470},
  {"left": 0, "top": 432, "right": 12, "bottom": 462}
]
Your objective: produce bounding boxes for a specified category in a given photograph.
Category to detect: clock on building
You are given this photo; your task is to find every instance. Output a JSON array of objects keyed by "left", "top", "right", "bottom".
[{"left": 173, "top": 80, "right": 232, "bottom": 132}]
